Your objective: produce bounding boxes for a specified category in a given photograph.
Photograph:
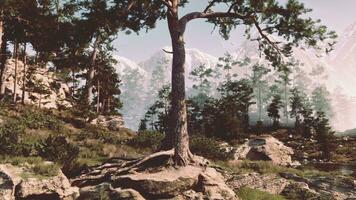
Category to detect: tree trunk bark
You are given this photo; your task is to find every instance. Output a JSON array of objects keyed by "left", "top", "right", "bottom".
[
  {"left": 96, "top": 80, "right": 100, "bottom": 113},
  {"left": 13, "top": 42, "right": 18, "bottom": 104},
  {"left": 0, "top": 10, "right": 3, "bottom": 55},
  {"left": 21, "top": 43, "right": 27, "bottom": 104},
  {"left": 0, "top": 26, "right": 6, "bottom": 96},
  {"left": 86, "top": 35, "right": 100, "bottom": 106},
  {"left": 162, "top": 3, "right": 193, "bottom": 166}
]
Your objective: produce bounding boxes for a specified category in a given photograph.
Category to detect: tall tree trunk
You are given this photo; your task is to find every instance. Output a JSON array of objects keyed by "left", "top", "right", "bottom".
[
  {"left": 162, "top": 3, "right": 193, "bottom": 166},
  {"left": 86, "top": 35, "right": 100, "bottom": 106},
  {"left": 0, "top": 24, "right": 6, "bottom": 96},
  {"left": 13, "top": 41, "right": 19, "bottom": 104},
  {"left": 71, "top": 69, "right": 75, "bottom": 98},
  {"left": 96, "top": 80, "right": 100, "bottom": 113},
  {"left": 284, "top": 82, "right": 288, "bottom": 125},
  {"left": 21, "top": 43, "right": 27, "bottom": 104},
  {"left": 0, "top": 10, "right": 3, "bottom": 54},
  {"left": 258, "top": 84, "right": 262, "bottom": 121}
]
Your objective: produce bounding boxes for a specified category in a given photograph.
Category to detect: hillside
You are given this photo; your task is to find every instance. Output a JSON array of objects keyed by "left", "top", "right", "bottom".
[{"left": 0, "top": 104, "right": 355, "bottom": 199}]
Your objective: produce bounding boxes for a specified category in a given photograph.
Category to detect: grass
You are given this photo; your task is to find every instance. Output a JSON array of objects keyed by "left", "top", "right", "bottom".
[
  {"left": 0, "top": 156, "right": 59, "bottom": 179},
  {"left": 0, "top": 156, "right": 43, "bottom": 166},
  {"left": 236, "top": 187, "right": 286, "bottom": 200},
  {"left": 214, "top": 160, "right": 342, "bottom": 178},
  {"left": 31, "top": 162, "right": 60, "bottom": 177}
]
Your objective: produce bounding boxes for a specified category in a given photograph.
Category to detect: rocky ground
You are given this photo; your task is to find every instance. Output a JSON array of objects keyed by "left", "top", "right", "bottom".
[{"left": 0, "top": 106, "right": 355, "bottom": 199}]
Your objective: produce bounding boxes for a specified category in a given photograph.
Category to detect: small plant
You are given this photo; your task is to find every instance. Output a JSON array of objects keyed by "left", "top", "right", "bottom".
[
  {"left": 32, "top": 162, "right": 60, "bottom": 177},
  {"left": 0, "top": 120, "right": 25, "bottom": 154},
  {"left": 37, "top": 135, "right": 79, "bottom": 169},
  {"left": 190, "top": 135, "right": 235, "bottom": 161},
  {"left": 20, "top": 110, "right": 63, "bottom": 132},
  {"left": 237, "top": 187, "right": 285, "bottom": 200},
  {"left": 128, "top": 131, "right": 164, "bottom": 150}
]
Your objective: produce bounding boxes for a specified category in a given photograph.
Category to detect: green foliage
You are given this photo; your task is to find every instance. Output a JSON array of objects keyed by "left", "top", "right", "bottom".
[
  {"left": 76, "top": 124, "right": 123, "bottom": 144},
  {"left": 37, "top": 135, "right": 79, "bottom": 167},
  {"left": 190, "top": 135, "right": 235, "bottom": 161},
  {"left": 314, "top": 112, "right": 334, "bottom": 158},
  {"left": 0, "top": 120, "right": 25, "bottom": 154},
  {"left": 128, "top": 131, "right": 164, "bottom": 150},
  {"left": 237, "top": 187, "right": 285, "bottom": 200},
  {"left": 267, "top": 95, "right": 283, "bottom": 128},
  {"left": 311, "top": 86, "right": 333, "bottom": 118},
  {"left": 20, "top": 110, "right": 63, "bottom": 132},
  {"left": 31, "top": 162, "right": 60, "bottom": 177},
  {"left": 140, "top": 85, "right": 171, "bottom": 134}
]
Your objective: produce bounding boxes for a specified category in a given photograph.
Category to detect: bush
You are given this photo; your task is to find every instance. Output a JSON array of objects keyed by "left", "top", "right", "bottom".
[
  {"left": 237, "top": 187, "right": 285, "bottom": 200},
  {"left": 190, "top": 135, "right": 235, "bottom": 161},
  {"left": 128, "top": 131, "right": 164, "bottom": 149},
  {"left": 0, "top": 120, "right": 25, "bottom": 154},
  {"left": 78, "top": 125, "right": 122, "bottom": 144},
  {"left": 21, "top": 110, "right": 63, "bottom": 132},
  {"left": 37, "top": 135, "right": 79, "bottom": 168}
]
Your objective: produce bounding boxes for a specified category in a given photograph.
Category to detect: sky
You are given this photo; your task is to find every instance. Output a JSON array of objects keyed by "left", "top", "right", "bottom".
[{"left": 113, "top": 0, "right": 356, "bottom": 62}]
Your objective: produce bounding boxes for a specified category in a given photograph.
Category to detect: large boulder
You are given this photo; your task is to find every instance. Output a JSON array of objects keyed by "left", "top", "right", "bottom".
[
  {"left": 0, "top": 164, "right": 79, "bottom": 200},
  {"left": 280, "top": 172, "right": 356, "bottom": 200},
  {"left": 226, "top": 172, "right": 288, "bottom": 195},
  {"left": 78, "top": 183, "right": 145, "bottom": 200},
  {"left": 234, "top": 135, "right": 299, "bottom": 166},
  {"left": 73, "top": 150, "right": 238, "bottom": 200},
  {"left": 1, "top": 59, "right": 71, "bottom": 109},
  {"left": 90, "top": 115, "right": 124, "bottom": 131}
]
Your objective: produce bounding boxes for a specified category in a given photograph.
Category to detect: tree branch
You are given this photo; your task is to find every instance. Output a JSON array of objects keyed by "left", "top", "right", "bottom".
[
  {"left": 203, "top": 0, "right": 218, "bottom": 13},
  {"left": 227, "top": 2, "right": 238, "bottom": 13},
  {"left": 162, "top": 48, "right": 173, "bottom": 54},
  {"left": 159, "top": 0, "right": 174, "bottom": 13},
  {"left": 254, "top": 21, "right": 281, "bottom": 54},
  {"left": 178, "top": 11, "right": 248, "bottom": 33}
]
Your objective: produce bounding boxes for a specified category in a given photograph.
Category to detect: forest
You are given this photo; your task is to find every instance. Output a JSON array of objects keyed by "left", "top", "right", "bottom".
[{"left": 0, "top": 0, "right": 355, "bottom": 200}]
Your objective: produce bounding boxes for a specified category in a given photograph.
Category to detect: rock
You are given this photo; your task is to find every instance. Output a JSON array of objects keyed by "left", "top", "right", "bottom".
[
  {"left": 74, "top": 150, "right": 238, "bottom": 200},
  {"left": 91, "top": 115, "right": 124, "bottom": 131},
  {"left": 280, "top": 172, "right": 356, "bottom": 200},
  {"left": 78, "top": 183, "right": 145, "bottom": 200},
  {"left": 227, "top": 172, "right": 288, "bottom": 195},
  {"left": 196, "top": 167, "right": 237, "bottom": 200},
  {"left": 234, "top": 135, "right": 296, "bottom": 166},
  {"left": 1, "top": 59, "right": 71, "bottom": 109},
  {"left": 0, "top": 164, "right": 79, "bottom": 200},
  {"left": 281, "top": 182, "right": 321, "bottom": 200}
]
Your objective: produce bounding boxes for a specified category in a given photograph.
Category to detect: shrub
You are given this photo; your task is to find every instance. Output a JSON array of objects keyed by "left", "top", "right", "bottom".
[
  {"left": 37, "top": 135, "right": 79, "bottom": 168},
  {"left": 78, "top": 125, "right": 122, "bottom": 144},
  {"left": 21, "top": 110, "right": 63, "bottom": 132},
  {"left": 0, "top": 120, "right": 25, "bottom": 154},
  {"left": 190, "top": 135, "right": 235, "bottom": 161},
  {"left": 128, "top": 131, "right": 164, "bottom": 149}
]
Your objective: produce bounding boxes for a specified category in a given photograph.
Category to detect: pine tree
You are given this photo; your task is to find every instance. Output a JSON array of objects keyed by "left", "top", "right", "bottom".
[
  {"left": 250, "top": 64, "right": 271, "bottom": 123},
  {"left": 314, "top": 112, "right": 334, "bottom": 159},
  {"left": 118, "top": 0, "right": 336, "bottom": 165},
  {"left": 289, "top": 87, "right": 304, "bottom": 132},
  {"left": 268, "top": 94, "right": 283, "bottom": 128}
]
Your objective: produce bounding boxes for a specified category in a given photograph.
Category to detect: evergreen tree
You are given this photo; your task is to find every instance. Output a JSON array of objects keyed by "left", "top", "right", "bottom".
[
  {"left": 250, "top": 64, "right": 271, "bottom": 123},
  {"left": 289, "top": 87, "right": 304, "bottom": 132},
  {"left": 300, "top": 98, "right": 315, "bottom": 138},
  {"left": 311, "top": 86, "right": 332, "bottom": 118},
  {"left": 218, "top": 79, "right": 255, "bottom": 134},
  {"left": 268, "top": 94, "right": 283, "bottom": 128},
  {"left": 314, "top": 112, "right": 334, "bottom": 159}
]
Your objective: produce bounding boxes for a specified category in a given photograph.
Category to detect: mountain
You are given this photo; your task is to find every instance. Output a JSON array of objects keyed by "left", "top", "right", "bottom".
[
  {"left": 116, "top": 21, "right": 356, "bottom": 132},
  {"left": 115, "top": 48, "right": 218, "bottom": 130}
]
